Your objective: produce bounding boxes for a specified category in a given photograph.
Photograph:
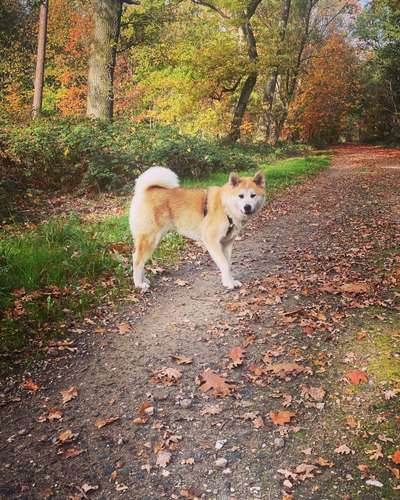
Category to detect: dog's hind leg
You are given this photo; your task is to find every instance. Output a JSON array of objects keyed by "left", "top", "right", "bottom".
[{"left": 132, "top": 233, "right": 160, "bottom": 292}]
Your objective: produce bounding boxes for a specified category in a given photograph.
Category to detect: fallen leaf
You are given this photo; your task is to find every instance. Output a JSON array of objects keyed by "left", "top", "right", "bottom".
[
  {"left": 392, "top": 449, "right": 400, "bottom": 465},
  {"left": 200, "top": 404, "right": 223, "bottom": 416},
  {"left": 59, "top": 447, "right": 86, "bottom": 459},
  {"left": 58, "top": 429, "right": 78, "bottom": 443},
  {"left": 264, "top": 363, "right": 309, "bottom": 377},
  {"left": 156, "top": 450, "right": 171, "bottom": 468},
  {"left": 47, "top": 408, "right": 63, "bottom": 422},
  {"left": 346, "top": 415, "right": 358, "bottom": 428},
  {"left": 21, "top": 378, "right": 41, "bottom": 392},
  {"left": 198, "top": 370, "right": 234, "bottom": 397},
  {"left": 338, "top": 282, "right": 371, "bottom": 294},
  {"left": 366, "top": 443, "right": 384, "bottom": 460},
  {"left": 315, "top": 457, "right": 334, "bottom": 467},
  {"left": 95, "top": 416, "right": 120, "bottom": 429},
  {"left": 81, "top": 483, "right": 99, "bottom": 494},
  {"left": 154, "top": 367, "right": 182, "bottom": 386},
  {"left": 301, "top": 385, "right": 326, "bottom": 401},
  {"left": 295, "top": 463, "right": 317, "bottom": 480},
  {"left": 175, "top": 279, "right": 188, "bottom": 287},
  {"left": 60, "top": 386, "right": 78, "bottom": 404},
  {"left": 227, "top": 346, "right": 245, "bottom": 368},
  {"left": 118, "top": 323, "right": 131, "bottom": 334},
  {"left": 345, "top": 369, "right": 368, "bottom": 385},
  {"left": 171, "top": 354, "right": 193, "bottom": 365},
  {"left": 335, "top": 444, "right": 354, "bottom": 455},
  {"left": 268, "top": 411, "right": 296, "bottom": 425}
]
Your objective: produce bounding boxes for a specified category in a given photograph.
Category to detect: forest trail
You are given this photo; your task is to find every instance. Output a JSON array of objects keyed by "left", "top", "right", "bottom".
[{"left": 1, "top": 145, "right": 399, "bottom": 500}]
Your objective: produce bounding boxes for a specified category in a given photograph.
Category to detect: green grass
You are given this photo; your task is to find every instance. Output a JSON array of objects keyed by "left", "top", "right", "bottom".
[
  {"left": 183, "top": 155, "right": 330, "bottom": 193},
  {"left": 0, "top": 154, "right": 330, "bottom": 373}
]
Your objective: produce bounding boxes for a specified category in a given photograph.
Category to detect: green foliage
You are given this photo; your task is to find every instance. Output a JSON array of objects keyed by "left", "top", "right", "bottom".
[{"left": 0, "top": 118, "right": 259, "bottom": 192}]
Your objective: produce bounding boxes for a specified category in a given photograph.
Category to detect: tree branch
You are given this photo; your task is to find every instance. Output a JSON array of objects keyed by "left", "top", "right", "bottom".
[
  {"left": 122, "top": 0, "right": 141, "bottom": 5},
  {"left": 191, "top": 0, "right": 230, "bottom": 19}
]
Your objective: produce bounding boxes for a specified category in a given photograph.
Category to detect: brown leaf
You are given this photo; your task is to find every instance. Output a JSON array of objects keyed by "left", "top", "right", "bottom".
[
  {"left": 59, "top": 447, "right": 86, "bottom": 459},
  {"left": 392, "top": 449, "right": 400, "bottom": 465},
  {"left": 200, "top": 403, "right": 223, "bottom": 416},
  {"left": 154, "top": 367, "right": 182, "bottom": 386},
  {"left": 334, "top": 444, "right": 354, "bottom": 455},
  {"left": 58, "top": 429, "right": 78, "bottom": 443},
  {"left": 300, "top": 385, "right": 326, "bottom": 401},
  {"left": 95, "top": 416, "right": 120, "bottom": 429},
  {"left": 346, "top": 415, "right": 358, "bottom": 428},
  {"left": 156, "top": 450, "right": 171, "bottom": 468},
  {"left": 264, "top": 363, "right": 309, "bottom": 377},
  {"left": 118, "top": 323, "right": 132, "bottom": 334},
  {"left": 227, "top": 346, "right": 245, "bottom": 368},
  {"left": 21, "top": 378, "right": 41, "bottom": 392},
  {"left": 268, "top": 411, "right": 296, "bottom": 425},
  {"left": 60, "top": 386, "right": 78, "bottom": 404},
  {"left": 345, "top": 369, "right": 368, "bottom": 385},
  {"left": 198, "top": 370, "right": 234, "bottom": 397},
  {"left": 81, "top": 483, "right": 99, "bottom": 494},
  {"left": 315, "top": 457, "right": 334, "bottom": 467},
  {"left": 365, "top": 443, "right": 383, "bottom": 460},
  {"left": 295, "top": 463, "right": 317, "bottom": 480},
  {"left": 175, "top": 279, "right": 188, "bottom": 287},
  {"left": 48, "top": 407, "right": 63, "bottom": 422},
  {"left": 171, "top": 354, "right": 193, "bottom": 365},
  {"left": 338, "top": 282, "right": 371, "bottom": 294}
]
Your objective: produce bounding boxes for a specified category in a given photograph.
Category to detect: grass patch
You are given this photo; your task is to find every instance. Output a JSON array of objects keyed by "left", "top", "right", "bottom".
[
  {"left": 0, "top": 154, "right": 330, "bottom": 373},
  {"left": 183, "top": 155, "right": 330, "bottom": 194}
]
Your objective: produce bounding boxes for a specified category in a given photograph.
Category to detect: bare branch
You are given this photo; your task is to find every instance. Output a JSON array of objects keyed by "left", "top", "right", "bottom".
[{"left": 191, "top": 0, "right": 230, "bottom": 19}]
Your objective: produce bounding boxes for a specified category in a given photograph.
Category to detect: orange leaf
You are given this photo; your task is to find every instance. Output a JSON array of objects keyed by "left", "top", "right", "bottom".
[
  {"left": 345, "top": 369, "right": 368, "bottom": 385},
  {"left": 227, "top": 346, "right": 245, "bottom": 368},
  {"left": 95, "top": 416, "right": 120, "bottom": 429},
  {"left": 21, "top": 378, "right": 41, "bottom": 392},
  {"left": 268, "top": 411, "right": 296, "bottom": 425},
  {"left": 392, "top": 449, "right": 400, "bottom": 465},
  {"left": 171, "top": 354, "right": 193, "bottom": 365},
  {"left": 198, "top": 369, "right": 234, "bottom": 397},
  {"left": 346, "top": 415, "right": 358, "bottom": 428},
  {"left": 60, "top": 386, "right": 78, "bottom": 404}
]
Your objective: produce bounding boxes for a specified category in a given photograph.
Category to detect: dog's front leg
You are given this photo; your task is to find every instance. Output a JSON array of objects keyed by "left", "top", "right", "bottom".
[{"left": 205, "top": 240, "right": 241, "bottom": 289}]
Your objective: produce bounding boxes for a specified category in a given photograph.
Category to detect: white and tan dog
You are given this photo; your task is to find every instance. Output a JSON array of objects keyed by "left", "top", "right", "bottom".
[{"left": 129, "top": 166, "right": 265, "bottom": 291}]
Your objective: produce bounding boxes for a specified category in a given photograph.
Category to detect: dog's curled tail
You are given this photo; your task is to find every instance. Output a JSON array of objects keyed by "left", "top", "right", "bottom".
[
  {"left": 130, "top": 167, "right": 179, "bottom": 237},
  {"left": 134, "top": 166, "right": 179, "bottom": 196}
]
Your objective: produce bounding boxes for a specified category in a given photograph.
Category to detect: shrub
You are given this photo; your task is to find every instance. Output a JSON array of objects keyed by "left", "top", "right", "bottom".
[{"left": 0, "top": 118, "right": 258, "bottom": 193}]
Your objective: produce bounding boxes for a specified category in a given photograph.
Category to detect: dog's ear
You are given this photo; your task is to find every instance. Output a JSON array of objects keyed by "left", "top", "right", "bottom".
[
  {"left": 229, "top": 172, "right": 240, "bottom": 187},
  {"left": 253, "top": 171, "right": 265, "bottom": 188}
]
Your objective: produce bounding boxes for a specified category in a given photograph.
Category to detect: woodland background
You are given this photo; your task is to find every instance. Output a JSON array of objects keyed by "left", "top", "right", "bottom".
[{"left": 1, "top": 1, "right": 399, "bottom": 162}]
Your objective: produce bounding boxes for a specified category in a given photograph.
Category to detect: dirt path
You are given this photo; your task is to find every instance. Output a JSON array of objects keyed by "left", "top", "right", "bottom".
[{"left": 1, "top": 145, "right": 399, "bottom": 500}]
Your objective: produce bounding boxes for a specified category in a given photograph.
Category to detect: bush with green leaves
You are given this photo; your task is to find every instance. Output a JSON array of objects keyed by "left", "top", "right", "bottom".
[{"left": 0, "top": 118, "right": 259, "bottom": 192}]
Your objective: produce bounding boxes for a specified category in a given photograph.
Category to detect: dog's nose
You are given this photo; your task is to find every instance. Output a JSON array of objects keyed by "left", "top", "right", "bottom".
[{"left": 244, "top": 204, "right": 252, "bottom": 213}]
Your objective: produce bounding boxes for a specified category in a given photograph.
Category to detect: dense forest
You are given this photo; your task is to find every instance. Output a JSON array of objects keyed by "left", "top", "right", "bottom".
[{"left": 0, "top": 0, "right": 398, "bottom": 144}]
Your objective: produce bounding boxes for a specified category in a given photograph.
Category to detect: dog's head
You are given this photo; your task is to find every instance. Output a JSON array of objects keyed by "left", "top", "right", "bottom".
[{"left": 225, "top": 171, "right": 266, "bottom": 217}]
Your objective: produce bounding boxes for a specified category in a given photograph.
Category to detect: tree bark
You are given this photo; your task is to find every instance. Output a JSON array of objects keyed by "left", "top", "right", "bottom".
[
  {"left": 32, "top": 0, "right": 49, "bottom": 119},
  {"left": 263, "top": 0, "right": 291, "bottom": 141},
  {"left": 225, "top": 0, "right": 262, "bottom": 143},
  {"left": 86, "top": 0, "right": 123, "bottom": 120}
]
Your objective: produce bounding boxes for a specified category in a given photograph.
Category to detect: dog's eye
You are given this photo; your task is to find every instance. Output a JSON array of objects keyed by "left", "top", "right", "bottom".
[
  {"left": 238, "top": 194, "right": 244, "bottom": 199},
  {"left": 250, "top": 194, "right": 256, "bottom": 198}
]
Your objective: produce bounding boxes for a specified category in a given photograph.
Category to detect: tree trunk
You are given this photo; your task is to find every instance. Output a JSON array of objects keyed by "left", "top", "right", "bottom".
[
  {"left": 32, "top": 0, "right": 49, "bottom": 119},
  {"left": 263, "top": 0, "right": 291, "bottom": 141},
  {"left": 225, "top": 12, "right": 260, "bottom": 144},
  {"left": 86, "top": 0, "right": 123, "bottom": 120}
]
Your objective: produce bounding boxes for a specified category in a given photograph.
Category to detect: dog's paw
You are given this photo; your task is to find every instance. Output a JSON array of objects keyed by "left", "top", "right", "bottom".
[
  {"left": 136, "top": 278, "right": 150, "bottom": 293},
  {"left": 223, "top": 279, "right": 242, "bottom": 289}
]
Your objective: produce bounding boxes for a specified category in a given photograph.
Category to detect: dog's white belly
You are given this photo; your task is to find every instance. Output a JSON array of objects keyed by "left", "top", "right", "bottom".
[{"left": 176, "top": 227, "right": 202, "bottom": 241}]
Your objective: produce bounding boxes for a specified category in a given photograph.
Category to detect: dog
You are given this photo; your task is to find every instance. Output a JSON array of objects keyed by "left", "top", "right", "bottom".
[{"left": 129, "top": 166, "right": 265, "bottom": 291}]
